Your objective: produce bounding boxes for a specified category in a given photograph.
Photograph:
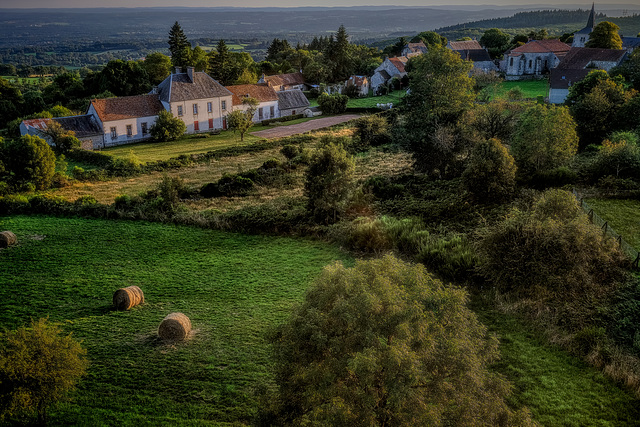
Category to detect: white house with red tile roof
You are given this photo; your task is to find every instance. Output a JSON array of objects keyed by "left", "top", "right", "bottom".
[
  {"left": 156, "top": 67, "right": 233, "bottom": 134},
  {"left": 226, "top": 84, "right": 280, "bottom": 123},
  {"left": 371, "top": 56, "right": 409, "bottom": 94},
  {"left": 87, "top": 94, "right": 164, "bottom": 148},
  {"left": 504, "top": 39, "right": 571, "bottom": 80}
]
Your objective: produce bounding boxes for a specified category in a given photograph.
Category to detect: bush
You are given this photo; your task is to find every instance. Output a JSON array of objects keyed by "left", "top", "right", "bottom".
[
  {"left": 149, "top": 110, "right": 186, "bottom": 142},
  {"left": 462, "top": 138, "right": 516, "bottom": 203},
  {"left": 1, "top": 135, "right": 56, "bottom": 190},
  {"left": 352, "top": 115, "right": 390, "bottom": 151},
  {"left": 331, "top": 217, "right": 393, "bottom": 253},
  {"left": 317, "top": 92, "right": 348, "bottom": 114},
  {"left": 108, "top": 151, "right": 143, "bottom": 177},
  {"left": 0, "top": 318, "right": 88, "bottom": 425}
]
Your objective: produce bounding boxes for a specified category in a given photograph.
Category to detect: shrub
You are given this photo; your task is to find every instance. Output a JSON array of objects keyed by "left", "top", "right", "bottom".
[
  {"left": 352, "top": 115, "right": 390, "bottom": 151},
  {"left": 1, "top": 135, "right": 56, "bottom": 190},
  {"left": 108, "top": 151, "right": 143, "bottom": 177},
  {"left": 332, "top": 217, "right": 393, "bottom": 253},
  {"left": 263, "top": 255, "right": 532, "bottom": 426},
  {"left": 0, "top": 318, "right": 88, "bottom": 425},
  {"left": 317, "top": 92, "right": 348, "bottom": 114},
  {"left": 462, "top": 138, "right": 516, "bottom": 203},
  {"left": 149, "top": 110, "right": 186, "bottom": 142}
]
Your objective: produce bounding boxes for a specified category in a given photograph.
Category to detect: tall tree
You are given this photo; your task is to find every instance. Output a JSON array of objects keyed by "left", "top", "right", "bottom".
[
  {"left": 99, "top": 60, "right": 151, "bottom": 96},
  {"left": 586, "top": 21, "right": 623, "bottom": 50},
  {"left": 480, "top": 28, "right": 511, "bottom": 59},
  {"left": 142, "top": 52, "right": 172, "bottom": 85},
  {"left": 263, "top": 255, "right": 533, "bottom": 426},
  {"left": 168, "top": 21, "right": 192, "bottom": 68},
  {"left": 326, "top": 25, "right": 352, "bottom": 81},
  {"left": 208, "top": 39, "right": 231, "bottom": 84},
  {"left": 411, "top": 30, "right": 447, "bottom": 48}
]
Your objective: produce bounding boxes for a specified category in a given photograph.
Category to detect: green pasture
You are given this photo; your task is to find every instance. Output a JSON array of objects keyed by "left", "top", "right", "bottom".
[
  {"left": 474, "top": 302, "right": 640, "bottom": 426},
  {"left": 0, "top": 216, "right": 351, "bottom": 425},
  {"left": 348, "top": 91, "right": 405, "bottom": 108},
  {"left": 584, "top": 198, "right": 640, "bottom": 251},
  {"left": 102, "top": 118, "right": 313, "bottom": 163},
  {"left": 492, "top": 79, "right": 549, "bottom": 100}
]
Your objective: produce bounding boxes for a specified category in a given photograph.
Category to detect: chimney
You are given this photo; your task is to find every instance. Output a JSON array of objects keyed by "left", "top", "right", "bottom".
[
  {"left": 187, "top": 66, "right": 195, "bottom": 82},
  {"left": 174, "top": 66, "right": 182, "bottom": 74}
]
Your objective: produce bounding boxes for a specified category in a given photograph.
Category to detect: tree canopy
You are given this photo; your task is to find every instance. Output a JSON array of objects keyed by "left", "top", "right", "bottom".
[
  {"left": 586, "top": 21, "right": 623, "bottom": 50},
  {"left": 263, "top": 255, "right": 533, "bottom": 426}
]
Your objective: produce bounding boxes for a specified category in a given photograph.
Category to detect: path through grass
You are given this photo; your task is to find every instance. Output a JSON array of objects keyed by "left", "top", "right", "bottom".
[{"left": 0, "top": 216, "right": 351, "bottom": 425}]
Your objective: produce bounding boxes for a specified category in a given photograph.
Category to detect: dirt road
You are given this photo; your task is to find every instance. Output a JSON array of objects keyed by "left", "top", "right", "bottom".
[{"left": 251, "top": 114, "right": 360, "bottom": 139}]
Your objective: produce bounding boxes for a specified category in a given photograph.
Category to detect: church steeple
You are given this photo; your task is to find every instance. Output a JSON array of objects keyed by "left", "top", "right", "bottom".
[{"left": 586, "top": 3, "right": 595, "bottom": 30}]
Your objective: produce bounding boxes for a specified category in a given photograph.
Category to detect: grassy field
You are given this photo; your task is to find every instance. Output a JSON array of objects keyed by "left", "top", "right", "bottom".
[
  {"left": 102, "top": 118, "right": 314, "bottom": 163},
  {"left": 347, "top": 91, "right": 405, "bottom": 108},
  {"left": 492, "top": 79, "right": 549, "bottom": 100},
  {"left": 0, "top": 216, "right": 352, "bottom": 425},
  {"left": 584, "top": 198, "right": 640, "bottom": 250},
  {"left": 474, "top": 302, "right": 640, "bottom": 426}
]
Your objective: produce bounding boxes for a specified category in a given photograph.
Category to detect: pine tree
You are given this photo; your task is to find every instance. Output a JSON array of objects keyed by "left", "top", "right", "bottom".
[
  {"left": 208, "top": 39, "right": 231, "bottom": 84},
  {"left": 168, "top": 21, "right": 192, "bottom": 68}
]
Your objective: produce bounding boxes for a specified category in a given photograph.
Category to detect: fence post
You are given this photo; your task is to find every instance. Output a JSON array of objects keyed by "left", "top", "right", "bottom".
[
  {"left": 602, "top": 221, "right": 608, "bottom": 234},
  {"left": 588, "top": 209, "right": 594, "bottom": 222},
  {"left": 633, "top": 253, "right": 640, "bottom": 270}
]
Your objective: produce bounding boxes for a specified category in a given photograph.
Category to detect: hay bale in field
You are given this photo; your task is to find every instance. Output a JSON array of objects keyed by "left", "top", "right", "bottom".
[
  {"left": 112, "top": 286, "right": 144, "bottom": 310},
  {"left": 158, "top": 312, "right": 191, "bottom": 341},
  {"left": 0, "top": 231, "right": 17, "bottom": 248}
]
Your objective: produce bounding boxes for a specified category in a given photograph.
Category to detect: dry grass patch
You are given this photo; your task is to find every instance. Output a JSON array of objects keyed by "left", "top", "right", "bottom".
[{"left": 355, "top": 150, "right": 413, "bottom": 181}]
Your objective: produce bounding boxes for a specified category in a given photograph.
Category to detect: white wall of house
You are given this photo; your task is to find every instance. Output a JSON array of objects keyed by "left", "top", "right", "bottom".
[
  {"left": 170, "top": 95, "right": 233, "bottom": 133},
  {"left": 505, "top": 53, "right": 559, "bottom": 80},
  {"left": 234, "top": 99, "right": 280, "bottom": 123},
  {"left": 99, "top": 115, "right": 158, "bottom": 148},
  {"left": 549, "top": 88, "right": 569, "bottom": 104}
]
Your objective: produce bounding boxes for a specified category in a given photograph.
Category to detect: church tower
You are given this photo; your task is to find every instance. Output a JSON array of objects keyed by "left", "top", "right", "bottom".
[{"left": 573, "top": 3, "right": 596, "bottom": 48}]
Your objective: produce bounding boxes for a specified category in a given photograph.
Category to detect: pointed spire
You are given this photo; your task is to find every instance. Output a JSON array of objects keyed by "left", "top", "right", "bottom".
[{"left": 587, "top": 3, "right": 595, "bottom": 29}]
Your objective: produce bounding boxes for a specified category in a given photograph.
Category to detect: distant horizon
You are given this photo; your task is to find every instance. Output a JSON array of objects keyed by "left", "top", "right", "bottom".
[{"left": 1, "top": 1, "right": 640, "bottom": 9}]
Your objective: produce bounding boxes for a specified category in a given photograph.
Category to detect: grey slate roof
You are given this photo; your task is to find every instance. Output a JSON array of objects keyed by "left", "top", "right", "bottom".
[
  {"left": 558, "top": 47, "right": 627, "bottom": 69},
  {"left": 622, "top": 37, "right": 640, "bottom": 50},
  {"left": 55, "top": 115, "right": 102, "bottom": 138},
  {"left": 550, "top": 68, "right": 590, "bottom": 90},
  {"left": 458, "top": 49, "right": 492, "bottom": 63},
  {"left": 157, "top": 72, "right": 232, "bottom": 103},
  {"left": 377, "top": 69, "right": 391, "bottom": 81},
  {"left": 277, "top": 90, "right": 310, "bottom": 110}
]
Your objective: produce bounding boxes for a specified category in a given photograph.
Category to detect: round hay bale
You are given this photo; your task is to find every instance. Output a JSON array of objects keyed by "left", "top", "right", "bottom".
[
  {"left": 112, "top": 286, "right": 144, "bottom": 310},
  {"left": 0, "top": 231, "right": 17, "bottom": 248},
  {"left": 158, "top": 312, "right": 191, "bottom": 341}
]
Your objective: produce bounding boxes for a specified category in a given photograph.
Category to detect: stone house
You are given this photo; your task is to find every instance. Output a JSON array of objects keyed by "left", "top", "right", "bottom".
[
  {"left": 156, "top": 67, "right": 233, "bottom": 133},
  {"left": 401, "top": 42, "right": 428, "bottom": 56},
  {"left": 258, "top": 72, "right": 308, "bottom": 92},
  {"left": 277, "top": 90, "right": 310, "bottom": 117},
  {"left": 447, "top": 40, "right": 496, "bottom": 72},
  {"left": 20, "top": 115, "right": 103, "bottom": 150},
  {"left": 371, "top": 56, "right": 408, "bottom": 93},
  {"left": 549, "top": 47, "right": 627, "bottom": 104},
  {"left": 345, "top": 75, "right": 370, "bottom": 97},
  {"left": 87, "top": 94, "right": 164, "bottom": 148},
  {"left": 226, "top": 84, "right": 280, "bottom": 123},
  {"left": 504, "top": 39, "right": 571, "bottom": 80}
]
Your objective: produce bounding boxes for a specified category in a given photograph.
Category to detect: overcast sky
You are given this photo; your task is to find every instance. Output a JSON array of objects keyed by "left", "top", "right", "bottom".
[{"left": 0, "top": 0, "right": 636, "bottom": 8}]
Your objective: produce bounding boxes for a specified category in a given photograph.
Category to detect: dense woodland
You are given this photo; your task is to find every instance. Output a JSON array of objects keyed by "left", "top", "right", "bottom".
[{"left": 2, "top": 8, "right": 640, "bottom": 426}]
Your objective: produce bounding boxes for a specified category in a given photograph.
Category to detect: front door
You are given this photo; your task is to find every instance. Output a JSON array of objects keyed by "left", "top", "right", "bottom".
[{"left": 223, "top": 118, "right": 227, "bottom": 130}]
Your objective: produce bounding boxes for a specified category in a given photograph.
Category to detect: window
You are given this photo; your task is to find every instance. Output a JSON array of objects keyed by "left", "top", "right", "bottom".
[
  {"left": 292, "top": 110, "right": 296, "bottom": 115},
  {"left": 207, "top": 102, "right": 212, "bottom": 112},
  {"left": 510, "top": 57, "right": 513, "bottom": 67},
  {"left": 126, "top": 125, "right": 133, "bottom": 137},
  {"left": 208, "top": 118, "right": 214, "bottom": 129},
  {"left": 110, "top": 127, "right": 117, "bottom": 139},
  {"left": 194, "top": 121, "right": 199, "bottom": 131},
  {"left": 177, "top": 105, "right": 183, "bottom": 116},
  {"left": 258, "top": 107, "right": 263, "bottom": 120},
  {"left": 270, "top": 106, "right": 274, "bottom": 118},
  {"left": 528, "top": 60, "right": 532, "bottom": 68},
  {"left": 193, "top": 103, "right": 198, "bottom": 115},
  {"left": 221, "top": 100, "right": 227, "bottom": 110},
  {"left": 141, "top": 122, "right": 148, "bottom": 135}
]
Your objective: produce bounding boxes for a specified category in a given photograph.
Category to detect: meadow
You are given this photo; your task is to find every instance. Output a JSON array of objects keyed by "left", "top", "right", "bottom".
[
  {"left": 0, "top": 216, "right": 351, "bottom": 425},
  {"left": 492, "top": 79, "right": 549, "bottom": 100},
  {"left": 585, "top": 198, "right": 640, "bottom": 250}
]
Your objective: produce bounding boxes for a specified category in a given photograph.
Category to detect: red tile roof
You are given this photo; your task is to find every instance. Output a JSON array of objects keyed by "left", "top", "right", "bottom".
[
  {"left": 449, "top": 40, "right": 483, "bottom": 51},
  {"left": 347, "top": 75, "right": 368, "bottom": 86},
  {"left": 388, "top": 57, "right": 408, "bottom": 73},
  {"left": 263, "top": 72, "right": 306, "bottom": 88},
  {"left": 510, "top": 39, "right": 571, "bottom": 55},
  {"left": 90, "top": 94, "right": 164, "bottom": 122},
  {"left": 226, "top": 84, "right": 279, "bottom": 106}
]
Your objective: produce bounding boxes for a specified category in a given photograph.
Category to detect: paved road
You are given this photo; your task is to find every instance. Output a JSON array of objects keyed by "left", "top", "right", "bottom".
[{"left": 251, "top": 114, "right": 360, "bottom": 139}]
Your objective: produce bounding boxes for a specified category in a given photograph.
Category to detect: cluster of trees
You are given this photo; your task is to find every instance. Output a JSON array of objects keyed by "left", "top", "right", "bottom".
[{"left": 0, "top": 135, "right": 59, "bottom": 194}]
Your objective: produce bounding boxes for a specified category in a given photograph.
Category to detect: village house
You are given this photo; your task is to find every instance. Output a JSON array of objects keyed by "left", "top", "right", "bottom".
[
  {"left": 549, "top": 47, "right": 627, "bottom": 103},
  {"left": 371, "top": 56, "right": 408, "bottom": 94},
  {"left": 20, "top": 115, "right": 103, "bottom": 150},
  {"left": 401, "top": 42, "right": 428, "bottom": 56},
  {"left": 277, "top": 90, "right": 310, "bottom": 117},
  {"left": 258, "top": 72, "right": 308, "bottom": 92},
  {"left": 447, "top": 40, "right": 497, "bottom": 72},
  {"left": 87, "top": 94, "right": 164, "bottom": 148},
  {"left": 344, "top": 75, "right": 370, "bottom": 97},
  {"left": 503, "top": 39, "right": 571, "bottom": 80},
  {"left": 226, "top": 84, "right": 280, "bottom": 123},
  {"left": 156, "top": 67, "right": 233, "bottom": 133}
]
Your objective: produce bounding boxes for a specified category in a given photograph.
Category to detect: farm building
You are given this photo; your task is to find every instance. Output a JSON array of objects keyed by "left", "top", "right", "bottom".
[
  {"left": 20, "top": 115, "right": 103, "bottom": 150},
  {"left": 277, "top": 90, "right": 310, "bottom": 117},
  {"left": 371, "top": 56, "right": 408, "bottom": 94},
  {"left": 258, "top": 72, "right": 309, "bottom": 92},
  {"left": 447, "top": 40, "right": 496, "bottom": 72},
  {"left": 227, "top": 84, "right": 280, "bottom": 123}
]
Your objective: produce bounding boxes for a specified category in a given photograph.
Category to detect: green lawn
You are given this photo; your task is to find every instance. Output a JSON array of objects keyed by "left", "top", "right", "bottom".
[
  {"left": 473, "top": 302, "right": 640, "bottom": 427},
  {"left": 0, "top": 216, "right": 351, "bottom": 426},
  {"left": 102, "top": 118, "right": 313, "bottom": 163},
  {"left": 347, "top": 91, "right": 405, "bottom": 108},
  {"left": 492, "top": 79, "right": 549, "bottom": 100},
  {"left": 584, "top": 198, "right": 640, "bottom": 251}
]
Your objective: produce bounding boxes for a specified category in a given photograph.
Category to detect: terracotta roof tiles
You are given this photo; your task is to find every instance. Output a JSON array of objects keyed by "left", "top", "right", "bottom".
[
  {"left": 90, "top": 95, "right": 164, "bottom": 122},
  {"left": 510, "top": 39, "right": 571, "bottom": 55},
  {"left": 226, "top": 84, "right": 279, "bottom": 106}
]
